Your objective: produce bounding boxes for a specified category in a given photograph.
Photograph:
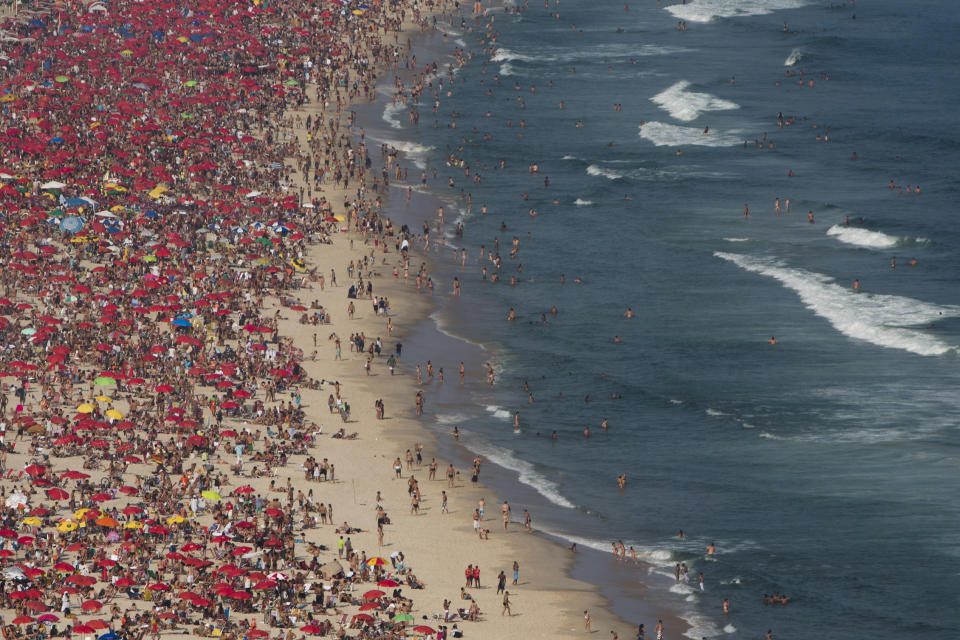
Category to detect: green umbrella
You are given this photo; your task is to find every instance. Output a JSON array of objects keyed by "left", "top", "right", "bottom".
[
  {"left": 201, "top": 490, "right": 221, "bottom": 501},
  {"left": 392, "top": 614, "right": 414, "bottom": 622},
  {"left": 20, "top": 327, "right": 36, "bottom": 335},
  {"left": 54, "top": 76, "right": 69, "bottom": 83},
  {"left": 180, "top": 113, "right": 194, "bottom": 119},
  {"left": 284, "top": 79, "right": 298, "bottom": 86},
  {"left": 48, "top": 209, "right": 65, "bottom": 216},
  {"left": 120, "top": 49, "right": 133, "bottom": 56},
  {"left": 142, "top": 255, "right": 157, "bottom": 263},
  {"left": 185, "top": 80, "right": 198, "bottom": 87},
  {"left": 94, "top": 376, "right": 117, "bottom": 386},
  {"left": 255, "top": 237, "right": 270, "bottom": 246}
]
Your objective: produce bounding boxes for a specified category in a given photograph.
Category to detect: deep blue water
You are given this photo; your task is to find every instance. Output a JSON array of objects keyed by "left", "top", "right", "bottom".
[{"left": 358, "top": 1, "right": 960, "bottom": 638}]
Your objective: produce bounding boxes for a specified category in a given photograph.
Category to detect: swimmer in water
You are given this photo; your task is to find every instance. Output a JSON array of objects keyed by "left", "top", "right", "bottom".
[
  {"left": 624, "top": 308, "right": 633, "bottom": 318},
  {"left": 769, "top": 336, "right": 777, "bottom": 345}
]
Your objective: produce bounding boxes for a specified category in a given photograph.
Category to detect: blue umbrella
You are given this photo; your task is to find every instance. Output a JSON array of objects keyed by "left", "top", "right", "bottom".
[
  {"left": 61, "top": 216, "right": 85, "bottom": 233},
  {"left": 98, "top": 633, "right": 120, "bottom": 640},
  {"left": 172, "top": 318, "right": 192, "bottom": 327}
]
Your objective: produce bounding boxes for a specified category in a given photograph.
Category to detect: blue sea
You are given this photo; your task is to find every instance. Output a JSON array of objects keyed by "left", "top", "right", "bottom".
[{"left": 355, "top": 1, "right": 960, "bottom": 638}]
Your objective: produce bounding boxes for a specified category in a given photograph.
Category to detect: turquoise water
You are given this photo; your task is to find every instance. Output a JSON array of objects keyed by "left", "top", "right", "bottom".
[{"left": 359, "top": 1, "right": 960, "bottom": 638}]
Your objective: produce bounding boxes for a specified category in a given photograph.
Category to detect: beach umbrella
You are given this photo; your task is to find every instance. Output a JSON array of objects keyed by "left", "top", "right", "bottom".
[
  {"left": 54, "top": 76, "right": 69, "bottom": 83},
  {"left": 72, "top": 626, "right": 94, "bottom": 634},
  {"left": 98, "top": 633, "right": 120, "bottom": 640},
  {"left": 56, "top": 521, "right": 78, "bottom": 532},
  {"left": 76, "top": 403, "right": 95, "bottom": 413},
  {"left": 365, "top": 557, "right": 387, "bottom": 567},
  {"left": 362, "top": 590, "right": 385, "bottom": 600},
  {"left": 377, "top": 579, "right": 399, "bottom": 587},
  {"left": 81, "top": 600, "right": 103, "bottom": 612},
  {"left": 413, "top": 626, "right": 436, "bottom": 634},
  {"left": 392, "top": 613, "right": 414, "bottom": 622},
  {"left": 201, "top": 490, "right": 221, "bottom": 501},
  {"left": 93, "top": 376, "right": 116, "bottom": 386},
  {"left": 357, "top": 602, "right": 378, "bottom": 612},
  {"left": 12, "top": 616, "right": 34, "bottom": 625},
  {"left": 299, "top": 625, "right": 323, "bottom": 635}
]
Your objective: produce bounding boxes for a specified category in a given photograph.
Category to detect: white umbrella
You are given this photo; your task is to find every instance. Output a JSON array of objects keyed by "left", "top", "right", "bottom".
[
  {"left": 41, "top": 181, "right": 66, "bottom": 189},
  {"left": 5, "top": 492, "right": 27, "bottom": 509}
]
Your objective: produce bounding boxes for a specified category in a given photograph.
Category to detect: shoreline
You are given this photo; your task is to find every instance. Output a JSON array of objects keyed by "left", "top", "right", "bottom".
[{"left": 280, "top": 6, "right": 694, "bottom": 640}]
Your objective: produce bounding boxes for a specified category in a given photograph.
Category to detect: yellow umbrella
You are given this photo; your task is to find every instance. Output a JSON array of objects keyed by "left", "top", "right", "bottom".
[
  {"left": 76, "top": 403, "right": 95, "bottom": 414},
  {"left": 57, "top": 520, "right": 78, "bottom": 532},
  {"left": 94, "top": 395, "right": 113, "bottom": 402},
  {"left": 105, "top": 409, "right": 124, "bottom": 420},
  {"left": 21, "top": 517, "right": 43, "bottom": 526},
  {"left": 74, "top": 508, "right": 90, "bottom": 520},
  {"left": 148, "top": 186, "right": 169, "bottom": 199},
  {"left": 123, "top": 520, "right": 143, "bottom": 529},
  {"left": 167, "top": 515, "right": 185, "bottom": 524}
]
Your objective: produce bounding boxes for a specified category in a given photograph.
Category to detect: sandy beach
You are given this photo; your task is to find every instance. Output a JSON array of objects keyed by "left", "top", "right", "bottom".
[{"left": 0, "top": 1, "right": 687, "bottom": 640}]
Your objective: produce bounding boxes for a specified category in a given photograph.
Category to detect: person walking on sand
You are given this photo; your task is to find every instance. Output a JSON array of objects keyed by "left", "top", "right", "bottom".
[
  {"left": 584, "top": 610, "right": 591, "bottom": 632},
  {"left": 502, "top": 591, "right": 512, "bottom": 616}
]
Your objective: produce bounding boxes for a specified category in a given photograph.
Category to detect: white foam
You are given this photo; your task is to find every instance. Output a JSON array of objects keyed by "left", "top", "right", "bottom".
[
  {"left": 666, "top": 0, "right": 809, "bottom": 24},
  {"left": 381, "top": 102, "right": 405, "bottom": 129},
  {"left": 379, "top": 139, "right": 435, "bottom": 157},
  {"left": 724, "top": 624, "right": 737, "bottom": 634},
  {"left": 561, "top": 154, "right": 577, "bottom": 160},
  {"left": 724, "top": 237, "right": 750, "bottom": 242},
  {"left": 670, "top": 583, "right": 696, "bottom": 595},
  {"left": 705, "top": 408, "right": 728, "bottom": 417},
  {"left": 377, "top": 138, "right": 435, "bottom": 170},
  {"left": 490, "top": 47, "right": 542, "bottom": 63},
  {"left": 785, "top": 48, "right": 803, "bottom": 66},
  {"left": 484, "top": 405, "right": 513, "bottom": 420},
  {"left": 669, "top": 398, "right": 683, "bottom": 405},
  {"left": 586, "top": 165, "right": 625, "bottom": 180},
  {"left": 716, "top": 251, "right": 960, "bottom": 356},
  {"left": 639, "top": 122, "right": 742, "bottom": 147},
  {"left": 651, "top": 80, "right": 739, "bottom": 122},
  {"left": 462, "top": 434, "right": 576, "bottom": 509},
  {"left": 573, "top": 198, "right": 593, "bottom": 206},
  {"left": 498, "top": 62, "right": 515, "bottom": 76},
  {"left": 435, "top": 413, "right": 470, "bottom": 426},
  {"left": 825, "top": 224, "right": 901, "bottom": 249},
  {"left": 682, "top": 614, "right": 723, "bottom": 640},
  {"left": 648, "top": 549, "right": 673, "bottom": 563}
]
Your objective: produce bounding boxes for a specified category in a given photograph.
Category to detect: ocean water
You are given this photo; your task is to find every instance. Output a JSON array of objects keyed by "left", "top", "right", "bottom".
[{"left": 357, "top": 1, "right": 960, "bottom": 638}]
